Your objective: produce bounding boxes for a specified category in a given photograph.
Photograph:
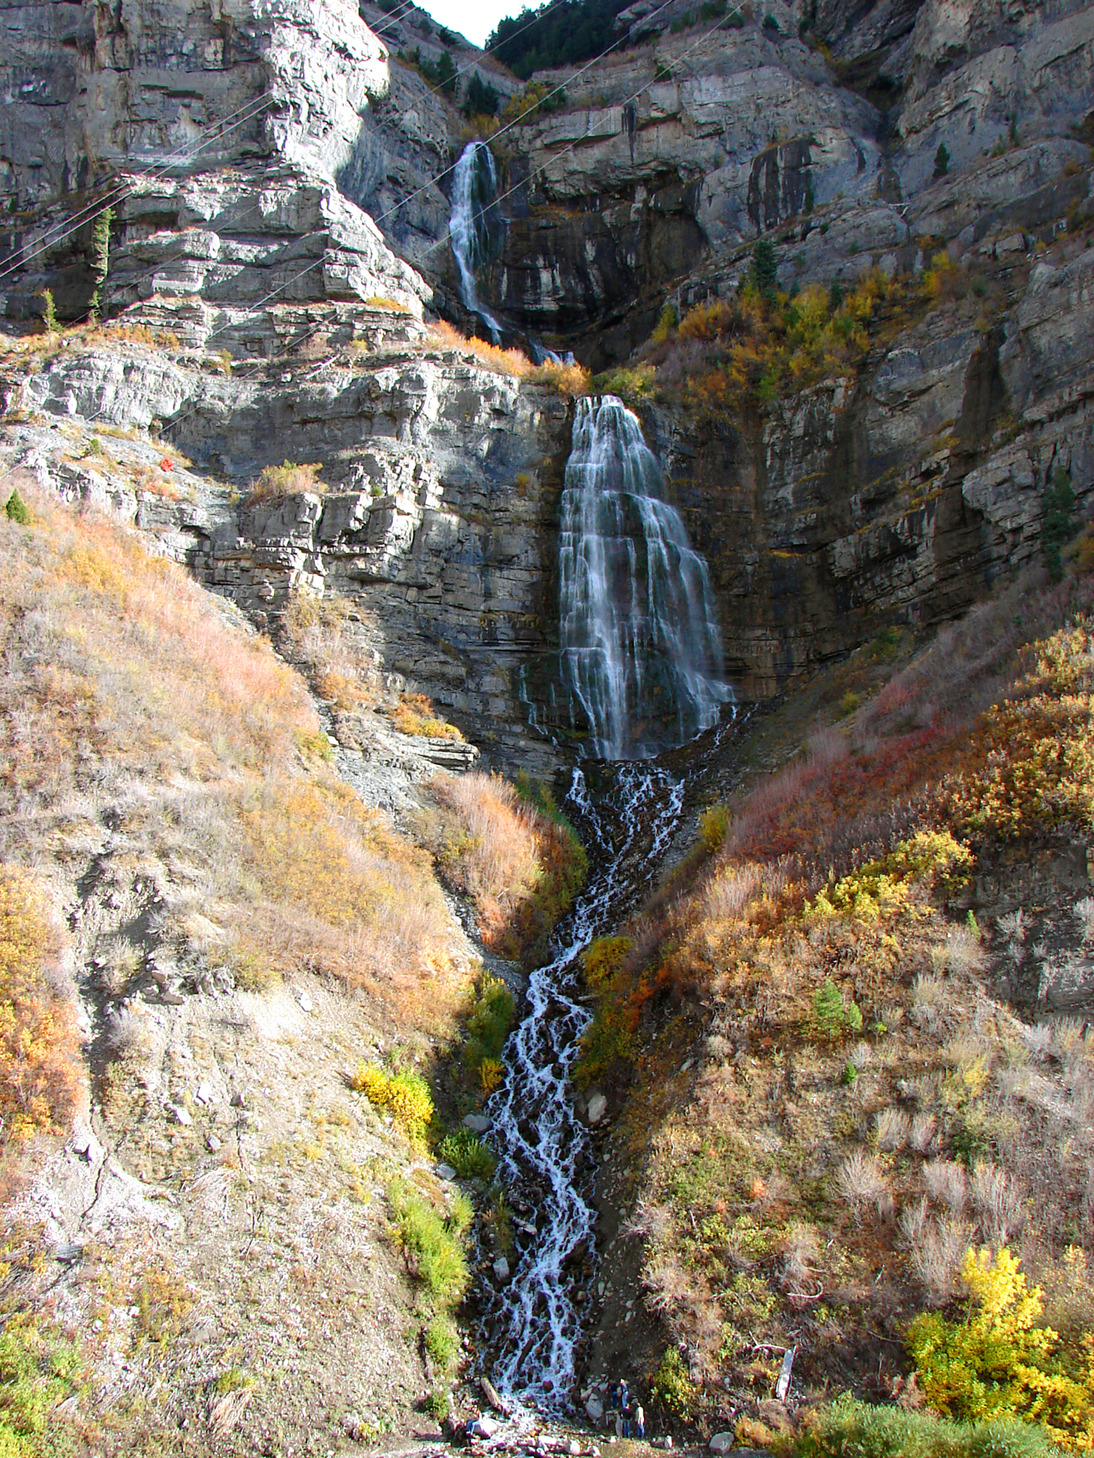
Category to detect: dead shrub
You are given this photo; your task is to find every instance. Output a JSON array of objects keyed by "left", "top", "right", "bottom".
[
  {"left": 970, "top": 1161, "right": 1024, "bottom": 1247},
  {"left": 910, "top": 1112, "right": 938, "bottom": 1153},
  {"left": 923, "top": 1159, "right": 968, "bottom": 1213},
  {"left": 908, "top": 1212, "right": 973, "bottom": 1302},
  {"left": 835, "top": 1149, "right": 889, "bottom": 1218},
  {"left": 875, "top": 1106, "right": 910, "bottom": 1151}
]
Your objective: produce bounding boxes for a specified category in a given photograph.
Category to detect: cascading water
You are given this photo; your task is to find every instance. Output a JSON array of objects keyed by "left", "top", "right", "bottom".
[
  {"left": 480, "top": 762, "right": 684, "bottom": 1411},
  {"left": 450, "top": 141, "right": 504, "bottom": 344},
  {"left": 480, "top": 399, "right": 731, "bottom": 1414},
  {"left": 559, "top": 396, "right": 730, "bottom": 760}
]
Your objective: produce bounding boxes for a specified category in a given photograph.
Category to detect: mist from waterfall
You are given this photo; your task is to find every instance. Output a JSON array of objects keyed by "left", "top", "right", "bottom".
[
  {"left": 450, "top": 140, "right": 503, "bottom": 344},
  {"left": 559, "top": 395, "right": 730, "bottom": 760}
]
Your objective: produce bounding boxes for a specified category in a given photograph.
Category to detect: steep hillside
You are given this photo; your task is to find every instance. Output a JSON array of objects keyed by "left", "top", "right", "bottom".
[
  {"left": 580, "top": 545, "right": 1094, "bottom": 1446},
  {"left": 1, "top": 0, "right": 1093, "bottom": 1452},
  {"left": 0, "top": 480, "right": 585, "bottom": 1456}
]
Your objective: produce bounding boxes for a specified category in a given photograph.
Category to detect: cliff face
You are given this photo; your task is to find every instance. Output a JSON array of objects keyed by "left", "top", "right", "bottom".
[
  {"left": 2, "top": 315, "right": 570, "bottom": 773},
  {"left": 0, "top": 0, "right": 439, "bottom": 330}
]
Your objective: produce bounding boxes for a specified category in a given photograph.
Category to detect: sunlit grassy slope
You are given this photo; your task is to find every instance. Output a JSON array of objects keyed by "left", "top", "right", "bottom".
[{"left": 0, "top": 481, "right": 476, "bottom": 1184}]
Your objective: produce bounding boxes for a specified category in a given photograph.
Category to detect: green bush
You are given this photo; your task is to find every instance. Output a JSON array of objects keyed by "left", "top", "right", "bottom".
[
  {"left": 388, "top": 1182, "right": 469, "bottom": 1308},
  {"left": 438, "top": 1127, "right": 497, "bottom": 1181},
  {"left": 461, "top": 972, "right": 516, "bottom": 1085},
  {"left": 424, "top": 1314, "right": 460, "bottom": 1374},
  {"left": 4, "top": 491, "right": 30, "bottom": 526},
  {"left": 793, "top": 1394, "right": 1065, "bottom": 1458},
  {"left": 0, "top": 1318, "right": 82, "bottom": 1456},
  {"left": 812, "top": 979, "right": 863, "bottom": 1041},
  {"left": 652, "top": 1348, "right": 697, "bottom": 1418}
]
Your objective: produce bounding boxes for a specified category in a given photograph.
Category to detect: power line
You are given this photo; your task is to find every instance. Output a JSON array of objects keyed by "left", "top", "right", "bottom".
[
  {"left": 64, "top": 2, "right": 742, "bottom": 442},
  {"left": 0, "top": 92, "right": 276, "bottom": 287}
]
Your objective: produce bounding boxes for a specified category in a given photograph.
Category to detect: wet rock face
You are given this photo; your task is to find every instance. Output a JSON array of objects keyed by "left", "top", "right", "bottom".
[
  {"left": 656, "top": 263, "right": 1094, "bottom": 699},
  {"left": 494, "top": 174, "right": 707, "bottom": 369}
]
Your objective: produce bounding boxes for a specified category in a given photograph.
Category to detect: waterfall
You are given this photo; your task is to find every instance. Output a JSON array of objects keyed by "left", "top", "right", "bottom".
[
  {"left": 450, "top": 141, "right": 504, "bottom": 344},
  {"left": 559, "top": 395, "right": 730, "bottom": 759}
]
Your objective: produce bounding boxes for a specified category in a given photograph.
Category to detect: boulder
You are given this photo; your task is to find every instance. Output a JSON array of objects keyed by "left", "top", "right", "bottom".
[{"left": 586, "top": 1091, "right": 608, "bottom": 1125}]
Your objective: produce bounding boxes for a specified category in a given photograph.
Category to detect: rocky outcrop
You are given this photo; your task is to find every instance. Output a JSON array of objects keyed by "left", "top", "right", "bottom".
[
  {"left": 0, "top": 0, "right": 442, "bottom": 332},
  {"left": 655, "top": 241, "right": 1094, "bottom": 697},
  {"left": 4, "top": 319, "right": 571, "bottom": 772}
]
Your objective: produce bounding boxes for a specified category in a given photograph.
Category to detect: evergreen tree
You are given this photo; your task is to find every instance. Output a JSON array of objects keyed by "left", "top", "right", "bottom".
[
  {"left": 751, "top": 238, "right": 778, "bottom": 303},
  {"left": 436, "top": 50, "right": 458, "bottom": 97},
  {"left": 933, "top": 142, "right": 950, "bottom": 179},
  {"left": 463, "top": 72, "right": 500, "bottom": 118}
]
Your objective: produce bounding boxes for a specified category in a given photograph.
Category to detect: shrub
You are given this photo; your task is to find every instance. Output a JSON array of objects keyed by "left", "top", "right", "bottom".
[
  {"left": 907, "top": 1247, "right": 1094, "bottom": 1449},
  {"left": 812, "top": 979, "right": 863, "bottom": 1041},
  {"left": 245, "top": 460, "right": 324, "bottom": 504},
  {"left": 0, "top": 868, "right": 79, "bottom": 1179},
  {"left": 4, "top": 490, "right": 30, "bottom": 526},
  {"left": 460, "top": 972, "right": 516, "bottom": 1085},
  {"left": 424, "top": 1314, "right": 460, "bottom": 1373},
  {"left": 350, "top": 1064, "right": 434, "bottom": 1146},
  {"left": 652, "top": 1347, "right": 697, "bottom": 1418},
  {"left": 38, "top": 290, "right": 57, "bottom": 337},
  {"left": 0, "top": 1316, "right": 83, "bottom": 1456},
  {"left": 426, "top": 773, "right": 587, "bottom": 964},
  {"left": 389, "top": 691, "right": 464, "bottom": 740},
  {"left": 437, "top": 1127, "right": 497, "bottom": 1181},
  {"left": 793, "top": 1393, "right": 1065, "bottom": 1457},
  {"left": 934, "top": 143, "right": 950, "bottom": 179},
  {"left": 388, "top": 1181, "right": 469, "bottom": 1308}
]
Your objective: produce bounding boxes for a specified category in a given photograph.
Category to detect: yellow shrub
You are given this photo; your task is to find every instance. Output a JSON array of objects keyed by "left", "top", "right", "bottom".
[
  {"left": 0, "top": 869, "right": 79, "bottom": 1172},
  {"left": 349, "top": 1063, "right": 434, "bottom": 1146},
  {"left": 908, "top": 1247, "right": 1094, "bottom": 1449}
]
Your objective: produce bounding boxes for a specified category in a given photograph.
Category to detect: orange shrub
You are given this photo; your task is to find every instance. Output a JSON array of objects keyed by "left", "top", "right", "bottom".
[
  {"left": 0, "top": 867, "right": 79, "bottom": 1176},
  {"left": 425, "top": 773, "right": 587, "bottom": 963}
]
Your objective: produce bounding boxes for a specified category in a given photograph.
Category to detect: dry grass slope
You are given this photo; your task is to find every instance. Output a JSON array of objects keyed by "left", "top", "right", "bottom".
[
  {"left": 595, "top": 557, "right": 1094, "bottom": 1444},
  {"left": 0, "top": 483, "right": 463, "bottom": 1028}
]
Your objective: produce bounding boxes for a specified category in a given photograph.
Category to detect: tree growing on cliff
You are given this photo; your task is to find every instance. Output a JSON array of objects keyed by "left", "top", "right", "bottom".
[
  {"left": 933, "top": 142, "right": 950, "bottom": 179},
  {"left": 463, "top": 72, "right": 500, "bottom": 118},
  {"left": 751, "top": 238, "right": 778, "bottom": 305}
]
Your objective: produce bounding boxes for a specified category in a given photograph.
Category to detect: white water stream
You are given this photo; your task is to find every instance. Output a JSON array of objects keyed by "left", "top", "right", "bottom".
[
  {"left": 479, "top": 399, "right": 730, "bottom": 1413},
  {"left": 481, "top": 762, "right": 684, "bottom": 1411},
  {"left": 450, "top": 141, "right": 504, "bottom": 344}
]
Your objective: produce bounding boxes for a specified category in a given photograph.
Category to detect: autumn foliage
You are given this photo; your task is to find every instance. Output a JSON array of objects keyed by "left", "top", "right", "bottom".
[{"left": 0, "top": 867, "right": 79, "bottom": 1182}]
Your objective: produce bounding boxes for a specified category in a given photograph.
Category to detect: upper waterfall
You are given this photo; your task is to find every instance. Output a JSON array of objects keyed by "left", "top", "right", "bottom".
[
  {"left": 450, "top": 140, "right": 504, "bottom": 344},
  {"left": 558, "top": 395, "right": 730, "bottom": 760}
]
